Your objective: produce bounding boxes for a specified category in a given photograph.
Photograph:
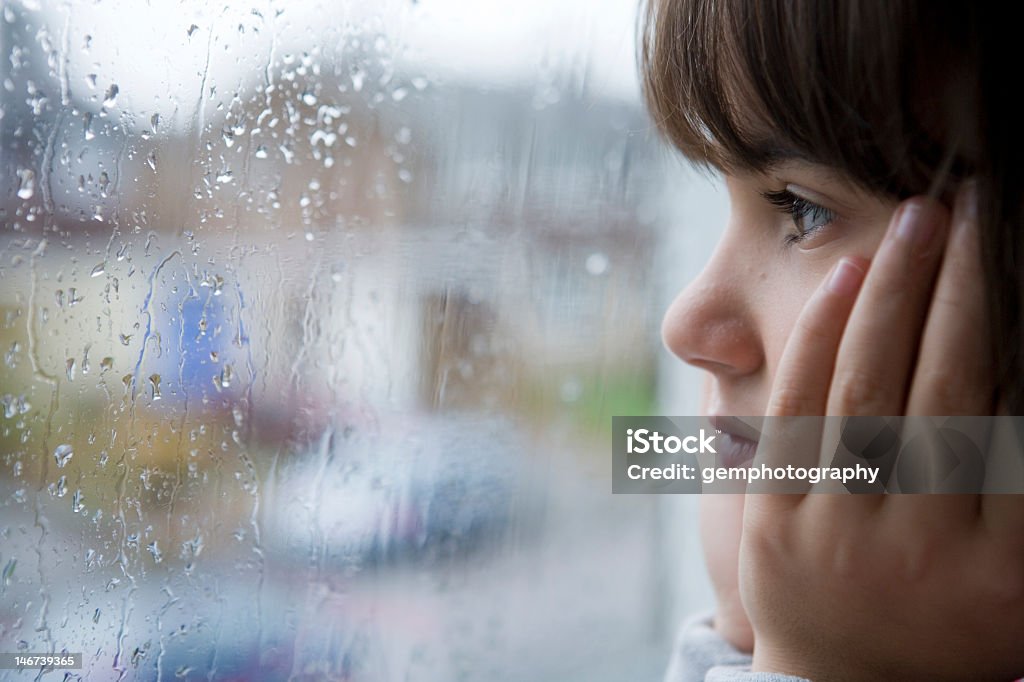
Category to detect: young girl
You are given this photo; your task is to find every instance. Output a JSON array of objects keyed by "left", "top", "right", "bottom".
[{"left": 642, "top": 1, "right": 1024, "bottom": 680}]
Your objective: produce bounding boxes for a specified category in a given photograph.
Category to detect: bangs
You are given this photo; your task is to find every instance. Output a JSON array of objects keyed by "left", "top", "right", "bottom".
[{"left": 640, "top": 0, "right": 977, "bottom": 199}]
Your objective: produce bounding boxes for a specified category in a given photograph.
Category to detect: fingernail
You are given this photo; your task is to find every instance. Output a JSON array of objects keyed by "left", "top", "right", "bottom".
[
  {"left": 827, "top": 257, "right": 865, "bottom": 296},
  {"left": 894, "top": 201, "right": 938, "bottom": 255}
]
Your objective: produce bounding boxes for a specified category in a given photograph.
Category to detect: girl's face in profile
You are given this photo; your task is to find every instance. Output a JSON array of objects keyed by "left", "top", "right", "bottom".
[{"left": 661, "top": 160, "right": 899, "bottom": 416}]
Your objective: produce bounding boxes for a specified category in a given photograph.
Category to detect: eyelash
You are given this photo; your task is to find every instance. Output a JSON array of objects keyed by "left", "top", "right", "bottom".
[{"left": 760, "top": 189, "right": 837, "bottom": 245}]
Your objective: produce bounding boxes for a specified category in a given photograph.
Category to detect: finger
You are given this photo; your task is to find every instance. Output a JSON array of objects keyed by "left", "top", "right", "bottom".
[
  {"left": 751, "top": 256, "right": 866, "bottom": 505},
  {"left": 815, "top": 200, "right": 947, "bottom": 520},
  {"left": 825, "top": 198, "right": 951, "bottom": 416},
  {"left": 981, "top": 403, "right": 1024, "bottom": 548},
  {"left": 896, "top": 185, "right": 989, "bottom": 520},
  {"left": 907, "top": 183, "right": 993, "bottom": 416}
]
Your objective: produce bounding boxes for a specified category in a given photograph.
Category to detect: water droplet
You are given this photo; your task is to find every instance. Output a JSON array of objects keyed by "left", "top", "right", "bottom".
[
  {"left": 149, "top": 373, "right": 161, "bottom": 401},
  {"left": 103, "top": 84, "right": 119, "bottom": 107},
  {"left": 254, "top": 145, "right": 268, "bottom": 159},
  {"left": 3, "top": 342, "right": 18, "bottom": 369},
  {"left": 16, "top": 168, "right": 34, "bottom": 199},
  {"left": 118, "top": 333, "right": 132, "bottom": 346},
  {"left": 83, "top": 112, "right": 94, "bottom": 140},
  {"left": 350, "top": 65, "right": 365, "bottom": 92},
  {"left": 187, "top": 24, "right": 199, "bottom": 37},
  {"left": 213, "top": 364, "right": 233, "bottom": 390},
  {"left": 147, "top": 541, "right": 162, "bottom": 563},
  {"left": 54, "top": 443, "right": 73, "bottom": 468},
  {"left": 90, "top": 262, "right": 105, "bottom": 277},
  {"left": 391, "top": 87, "right": 408, "bottom": 102},
  {"left": 146, "top": 150, "right": 157, "bottom": 171},
  {"left": 301, "top": 91, "right": 317, "bottom": 106},
  {"left": 216, "top": 170, "right": 233, "bottom": 184},
  {"left": 151, "top": 113, "right": 160, "bottom": 133},
  {"left": 52, "top": 475, "right": 68, "bottom": 498},
  {"left": 93, "top": 608, "right": 101, "bottom": 623},
  {"left": 560, "top": 377, "right": 583, "bottom": 403},
  {"left": 66, "top": 357, "right": 76, "bottom": 381},
  {"left": 100, "top": 356, "right": 114, "bottom": 371},
  {"left": 72, "top": 489, "right": 84, "bottom": 513},
  {"left": 586, "top": 252, "right": 609, "bottom": 276},
  {"left": 2, "top": 559, "right": 15, "bottom": 586}
]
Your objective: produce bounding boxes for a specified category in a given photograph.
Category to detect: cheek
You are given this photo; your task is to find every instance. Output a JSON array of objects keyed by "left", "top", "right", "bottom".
[
  {"left": 753, "top": 261, "right": 838, "bottom": 385},
  {"left": 757, "top": 283, "right": 812, "bottom": 385},
  {"left": 754, "top": 228, "right": 887, "bottom": 386}
]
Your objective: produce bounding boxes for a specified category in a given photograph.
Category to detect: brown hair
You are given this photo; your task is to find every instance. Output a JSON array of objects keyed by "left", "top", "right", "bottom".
[{"left": 641, "top": 0, "right": 1023, "bottom": 413}]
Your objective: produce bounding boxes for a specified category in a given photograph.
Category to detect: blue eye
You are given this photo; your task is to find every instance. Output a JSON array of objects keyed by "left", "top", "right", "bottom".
[{"left": 760, "top": 189, "right": 836, "bottom": 245}]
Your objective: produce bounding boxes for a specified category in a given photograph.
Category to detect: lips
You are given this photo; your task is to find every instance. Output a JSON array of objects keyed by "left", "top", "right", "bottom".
[{"left": 708, "top": 415, "right": 761, "bottom": 468}]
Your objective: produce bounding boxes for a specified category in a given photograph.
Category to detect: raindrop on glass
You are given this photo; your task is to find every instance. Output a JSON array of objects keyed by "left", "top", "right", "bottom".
[
  {"left": 15, "top": 168, "right": 34, "bottom": 199},
  {"left": 585, "top": 252, "right": 609, "bottom": 276},
  {"left": 103, "top": 84, "right": 119, "bottom": 107},
  {"left": 54, "top": 443, "right": 73, "bottom": 468},
  {"left": 1, "top": 559, "right": 15, "bottom": 586}
]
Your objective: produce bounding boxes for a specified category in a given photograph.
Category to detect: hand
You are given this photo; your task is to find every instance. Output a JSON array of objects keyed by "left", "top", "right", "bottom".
[{"left": 741, "top": 185, "right": 1024, "bottom": 680}]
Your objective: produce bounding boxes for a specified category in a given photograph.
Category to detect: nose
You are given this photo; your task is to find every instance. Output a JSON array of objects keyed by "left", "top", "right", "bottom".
[{"left": 661, "top": 238, "right": 764, "bottom": 378}]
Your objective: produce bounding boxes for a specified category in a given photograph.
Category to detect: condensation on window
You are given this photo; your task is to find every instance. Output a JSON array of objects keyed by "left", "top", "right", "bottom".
[{"left": 0, "top": 1, "right": 701, "bottom": 680}]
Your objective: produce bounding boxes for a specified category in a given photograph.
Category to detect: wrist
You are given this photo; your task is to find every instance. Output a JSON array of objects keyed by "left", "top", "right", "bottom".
[
  {"left": 751, "top": 645, "right": 822, "bottom": 682},
  {"left": 712, "top": 607, "right": 754, "bottom": 653},
  {"left": 751, "top": 643, "right": 877, "bottom": 682}
]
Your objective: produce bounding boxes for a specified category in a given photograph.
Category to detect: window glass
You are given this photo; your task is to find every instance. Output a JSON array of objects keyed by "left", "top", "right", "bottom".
[{"left": 0, "top": 1, "right": 708, "bottom": 679}]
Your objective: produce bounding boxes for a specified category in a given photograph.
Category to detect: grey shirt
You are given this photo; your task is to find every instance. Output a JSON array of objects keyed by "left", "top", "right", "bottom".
[{"left": 663, "top": 613, "right": 812, "bottom": 682}]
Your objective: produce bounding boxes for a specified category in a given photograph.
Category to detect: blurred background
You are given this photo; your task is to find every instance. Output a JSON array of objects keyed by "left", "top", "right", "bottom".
[{"left": 0, "top": 0, "right": 728, "bottom": 679}]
